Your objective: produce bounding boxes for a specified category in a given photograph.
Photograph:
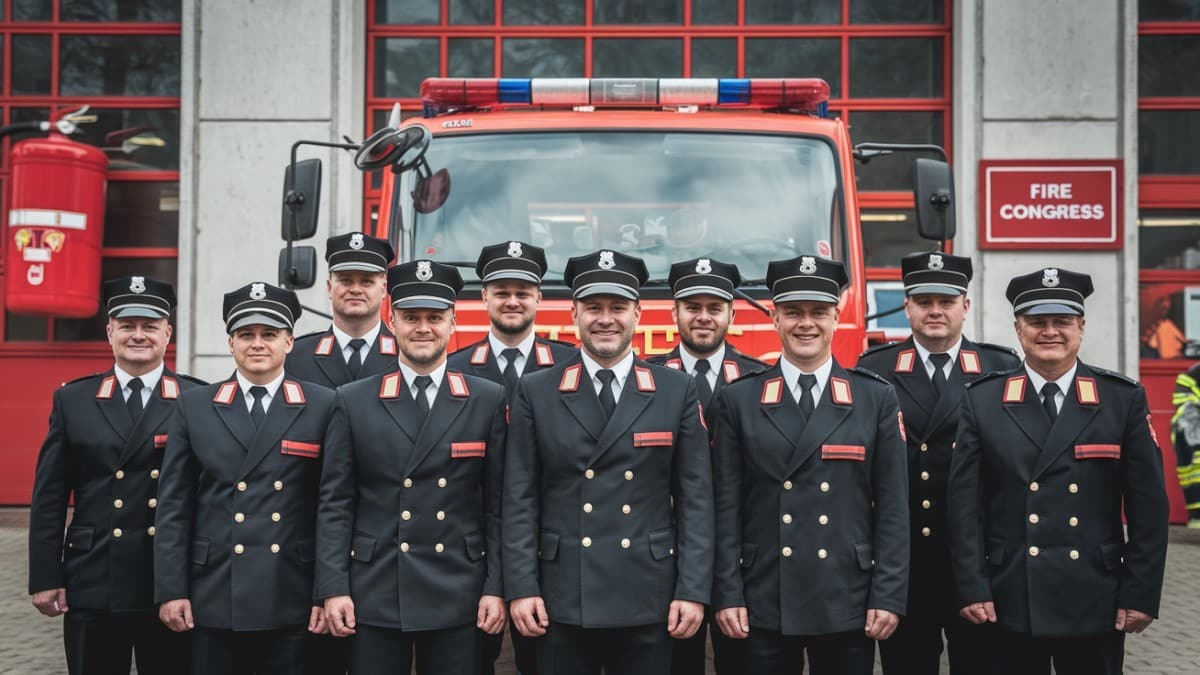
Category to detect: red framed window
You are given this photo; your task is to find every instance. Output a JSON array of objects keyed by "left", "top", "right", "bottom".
[
  {"left": 0, "top": 0, "right": 181, "bottom": 345},
  {"left": 364, "top": 0, "right": 953, "bottom": 279}
]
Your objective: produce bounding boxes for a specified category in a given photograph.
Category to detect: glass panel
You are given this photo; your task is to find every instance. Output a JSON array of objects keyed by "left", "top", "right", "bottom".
[
  {"left": 60, "top": 36, "right": 181, "bottom": 96},
  {"left": 70, "top": 108, "right": 180, "bottom": 172},
  {"left": 1140, "top": 111, "right": 1200, "bottom": 174},
  {"left": 851, "top": 0, "right": 944, "bottom": 23},
  {"left": 54, "top": 258, "right": 178, "bottom": 341},
  {"left": 502, "top": 39, "right": 585, "bottom": 77},
  {"left": 1139, "top": 281, "right": 1197, "bottom": 359},
  {"left": 13, "top": 0, "right": 50, "bottom": 21},
  {"left": 693, "top": 0, "right": 737, "bottom": 24},
  {"left": 61, "top": 0, "right": 182, "bottom": 21},
  {"left": 850, "top": 38, "right": 944, "bottom": 98},
  {"left": 692, "top": 38, "right": 737, "bottom": 78},
  {"left": 103, "top": 181, "right": 180, "bottom": 247},
  {"left": 5, "top": 313, "right": 48, "bottom": 341},
  {"left": 448, "top": 38, "right": 494, "bottom": 77},
  {"left": 850, "top": 111, "right": 945, "bottom": 191},
  {"left": 593, "top": 39, "right": 683, "bottom": 78},
  {"left": 1139, "top": 36, "right": 1200, "bottom": 97},
  {"left": 860, "top": 209, "right": 924, "bottom": 267},
  {"left": 746, "top": 0, "right": 840, "bottom": 24},
  {"left": 375, "top": 38, "right": 439, "bottom": 98},
  {"left": 504, "top": 0, "right": 585, "bottom": 25},
  {"left": 12, "top": 35, "right": 52, "bottom": 95},
  {"left": 376, "top": 0, "right": 439, "bottom": 23},
  {"left": 450, "top": 0, "right": 493, "bottom": 24},
  {"left": 745, "top": 38, "right": 842, "bottom": 98},
  {"left": 1139, "top": 210, "right": 1200, "bottom": 269},
  {"left": 594, "top": 0, "right": 682, "bottom": 24},
  {"left": 1139, "top": 0, "right": 1200, "bottom": 21}
]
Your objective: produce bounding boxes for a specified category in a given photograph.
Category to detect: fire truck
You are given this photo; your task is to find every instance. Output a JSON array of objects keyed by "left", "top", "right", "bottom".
[{"left": 280, "top": 77, "right": 955, "bottom": 363}]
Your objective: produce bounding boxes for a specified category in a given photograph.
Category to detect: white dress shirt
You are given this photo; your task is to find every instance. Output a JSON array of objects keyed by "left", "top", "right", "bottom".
[
  {"left": 114, "top": 362, "right": 163, "bottom": 408},
  {"left": 398, "top": 361, "right": 446, "bottom": 409},
  {"left": 678, "top": 343, "right": 724, "bottom": 391},
  {"left": 1025, "top": 362, "right": 1078, "bottom": 414},
  {"left": 236, "top": 370, "right": 285, "bottom": 414},
  {"left": 778, "top": 356, "right": 834, "bottom": 410},
  {"left": 913, "top": 337, "right": 962, "bottom": 382},
  {"left": 489, "top": 331, "right": 536, "bottom": 375},
  {"left": 581, "top": 350, "right": 634, "bottom": 405},
  {"left": 332, "top": 322, "right": 381, "bottom": 365}
]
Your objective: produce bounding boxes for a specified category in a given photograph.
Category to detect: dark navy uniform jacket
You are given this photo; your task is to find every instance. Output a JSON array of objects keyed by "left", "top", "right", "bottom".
[
  {"left": 28, "top": 369, "right": 204, "bottom": 611},
  {"left": 948, "top": 361, "right": 1169, "bottom": 637},
  {"left": 711, "top": 360, "right": 910, "bottom": 636},
  {"left": 857, "top": 337, "right": 1019, "bottom": 618},
  {"left": 286, "top": 325, "right": 398, "bottom": 389},
  {"left": 446, "top": 335, "right": 576, "bottom": 389},
  {"left": 154, "top": 375, "right": 335, "bottom": 631},
  {"left": 646, "top": 343, "right": 769, "bottom": 417}
]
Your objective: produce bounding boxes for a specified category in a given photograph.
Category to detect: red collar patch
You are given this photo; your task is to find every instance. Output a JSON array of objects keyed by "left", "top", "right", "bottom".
[
  {"left": 447, "top": 371, "right": 470, "bottom": 398},
  {"left": 559, "top": 364, "right": 582, "bottom": 392},
  {"left": 664, "top": 358, "right": 683, "bottom": 370},
  {"left": 959, "top": 350, "right": 981, "bottom": 375},
  {"left": 534, "top": 342, "right": 554, "bottom": 366},
  {"left": 1003, "top": 376, "right": 1027, "bottom": 404},
  {"left": 634, "top": 366, "right": 656, "bottom": 392},
  {"left": 282, "top": 380, "right": 305, "bottom": 405},
  {"left": 380, "top": 372, "right": 402, "bottom": 399},
  {"left": 160, "top": 376, "right": 180, "bottom": 400},
  {"left": 895, "top": 349, "right": 916, "bottom": 374},
  {"left": 470, "top": 344, "right": 489, "bottom": 366},
  {"left": 379, "top": 336, "right": 397, "bottom": 356},
  {"left": 722, "top": 360, "right": 740, "bottom": 383},
  {"left": 761, "top": 377, "right": 784, "bottom": 405},
  {"left": 315, "top": 335, "right": 335, "bottom": 356},
  {"left": 830, "top": 376, "right": 853, "bottom": 405},
  {"left": 1075, "top": 377, "right": 1099, "bottom": 405},
  {"left": 213, "top": 381, "right": 238, "bottom": 405},
  {"left": 96, "top": 375, "right": 117, "bottom": 400}
]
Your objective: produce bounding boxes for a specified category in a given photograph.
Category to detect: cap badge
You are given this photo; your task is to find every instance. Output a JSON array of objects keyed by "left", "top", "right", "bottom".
[
  {"left": 598, "top": 251, "right": 616, "bottom": 270},
  {"left": 928, "top": 254, "right": 944, "bottom": 271},
  {"left": 799, "top": 256, "right": 817, "bottom": 275},
  {"left": 129, "top": 276, "right": 146, "bottom": 294},
  {"left": 249, "top": 283, "right": 267, "bottom": 300},
  {"left": 507, "top": 241, "right": 523, "bottom": 257},
  {"left": 349, "top": 233, "right": 365, "bottom": 250},
  {"left": 696, "top": 258, "right": 712, "bottom": 274},
  {"left": 1042, "top": 268, "right": 1060, "bottom": 288},
  {"left": 416, "top": 260, "right": 433, "bottom": 281}
]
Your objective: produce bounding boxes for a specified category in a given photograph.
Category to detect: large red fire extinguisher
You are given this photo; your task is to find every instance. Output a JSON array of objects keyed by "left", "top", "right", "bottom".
[{"left": 4, "top": 109, "right": 108, "bottom": 317}]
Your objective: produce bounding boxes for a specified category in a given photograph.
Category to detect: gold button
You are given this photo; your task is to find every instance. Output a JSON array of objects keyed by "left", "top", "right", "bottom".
[
  {"left": 585, "top": 469, "right": 595, "bottom": 479},
  {"left": 624, "top": 470, "right": 634, "bottom": 481},
  {"left": 782, "top": 546, "right": 793, "bottom": 557},
  {"left": 150, "top": 469, "right": 160, "bottom": 479},
  {"left": 1029, "top": 482, "right": 1039, "bottom": 492},
  {"left": 147, "top": 526, "right": 156, "bottom": 536},
  {"left": 401, "top": 542, "right": 410, "bottom": 553},
  {"left": 234, "top": 544, "right": 244, "bottom": 554},
  {"left": 1068, "top": 483, "right": 1078, "bottom": 493},
  {"left": 817, "top": 548, "right": 827, "bottom": 559},
  {"left": 437, "top": 511, "right": 446, "bottom": 520},
  {"left": 583, "top": 503, "right": 593, "bottom": 513},
  {"left": 438, "top": 477, "right": 447, "bottom": 488},
  {"left": 818, "top": 515, "right": 829, "bottom": 525},
  {"left": 620, "top": 538, "right": 631, "bottom": 549},
  {"left": 113, "top": 528, "right": 123, "bottom": 538},
  {"left": 783, "top": 480, "right": 793, "bottom": 490},
  {"left": 237, "top": 481, "right": 247, "bottom": 492},
  {"left": 274, "top": 480, "right": 284, "bottom": 491},
  {"left": 622, "top": 504, "right": 631, "bottom": 514},
  {"left": 404, "top": 478, "right": 414, "bottom": 488},
  {"left": 435, "top": 543, "right": 445, "bottom": 553},
  {"left": 1069, "top": 516, "right": 1079, "bottom": 527},
  {"left": 402, "top": 510, "right": 412, "bottom": 520},
  {"left": 235, "top": 513, "right": 245, "bottom": 523},
  {"left": 148, "top": 498, "right": 157, "bottom": 509},
  {"left": 782, "top": 514, "right": 793, "bottom": 524},
  {"left": 819, "top": 481, "right": 830, "bottom": 492},
  {"left": 1028, "top": 546, "right": 1039, "bottom": 557},
  {"left": 920, "top": 443, "right": 928, "bottom": 452},
  {"left": 113, "top": 499, "right": 123, "bottom": 509},
  {"left": 921, "top": 471, "right": 930, "bottom": 481},
  {"left": 1069, "top": 549, "right": 1079, "bottom": 560},
  {"left": 921, "top": 527, "right": 931, "bottom": 537},
  {"left": 582, "top": 537, "right": 593, "bottom": 548},
  {"left": 271, "top": 544, "right": 280, "bottom": 554},
  {"left": 115, "top": 470, "right": 125, "bottom": 480},
  {"left": 271, "top": 512, "right": 281, "bottom": 522},
  {"left": 1029, "top": 513, "right": 1040, "bottom": 524},
  {"left": 922, "top": 500, "right": 931, "bottom": 509}
]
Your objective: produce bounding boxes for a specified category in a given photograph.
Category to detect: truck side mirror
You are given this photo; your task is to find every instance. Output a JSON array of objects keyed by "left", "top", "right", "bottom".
[
  {"left": 281, "top": 158, "right": 322, "bottom": 241},
  {"left": 278, "top": 246, "right": 317, "bottom": 289},
  {"left": 913, "top": 158, "right": 955, "bottom": 241}
]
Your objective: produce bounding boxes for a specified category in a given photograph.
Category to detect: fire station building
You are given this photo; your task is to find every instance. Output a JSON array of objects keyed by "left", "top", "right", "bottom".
[{"left": 0, "top": 1, "right": 1197, "bottom": 520}]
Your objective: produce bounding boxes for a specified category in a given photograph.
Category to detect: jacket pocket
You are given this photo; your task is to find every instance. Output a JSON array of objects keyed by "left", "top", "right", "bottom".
[
  {"left": 154, "top": 434, "right": 168, "bottom": 449},
  {"left": 350, "top": 534, "right": 376, "bottom": 563},
  {"left": 633, "top": 431, "right": 674, "bottom": 448},
  {"left": 822, "top": 444, "right": 867, "bottom": 461},
  {"left": 1074, "top": 444, "right": 1121, "bottom": 460},
  {"left": 294, "top": 538, "right": 315, "bottom": 562},
  {"left": 64, "top": 525, "right": 94, "bottom": 553},
  {"left": 854, "top": 542, "right": 875, "bottom": 571},
  {"left": 451, "top": 442, "right": 487, "bottom": 459},
  {"left": 986, "top": 539, "right": 1006, "bottom": 568},
  {"left": 1100, "top": 541, "right": 1124, "bottom": 571},
  {"left": 190, "top": 539, "right": 210, "bottom": 566},
  {"left": 739, "top": 542, "right": 758, "bottom": 569},
  {"left": 280, "top": 440, "right": 321, "bottom": 459},
  {"left": 464, "top": 532, "right": 486, "bottom": 561},
  {"left": 648, "top": 527, "right": 677, "bottom": 561},
  {"left": 538, "top": 531, "right": 560, "bottom": 561}
]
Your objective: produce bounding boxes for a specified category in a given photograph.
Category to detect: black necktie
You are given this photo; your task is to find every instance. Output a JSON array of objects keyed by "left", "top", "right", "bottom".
[
  {"left": 929, "top": 353, "right": 951, "bottom": 395},
  {"left": 249, "top": 386, "right": 268, "bottom": 428},
  {"left": 1041, "top": 383, "right": 1060, "bottom": 423},
  {"left": 692, "top": 359, "right": 714, "bottom": 407},
  {"left": 126, "top": 377, "right": 145, "bottom": 422},
  {"left": 501, "top": 348, "right": 522, "bottom": 393},
  {"left": 346, "top": 338, "right": 367, "bottom": 379},
  {"left": 797, "top": 373, "right": 817, "bottom": 422},
  {"left": 413, "top": 375, "right": 433, "bottom": 419},
  {"left": 596, "top": 369, "right": 617, "bottom": 419}
]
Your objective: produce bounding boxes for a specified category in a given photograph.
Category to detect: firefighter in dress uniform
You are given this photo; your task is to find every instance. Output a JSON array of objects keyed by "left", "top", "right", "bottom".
[
  {"left": 947, "top": 267, "right": 1170, "bottom": 675},
  {"left": 287, "top": 233, "right": 399, "bottom": 389},
  {"left": 645, "top": 257, "right": 768, "bottom": 675},
  {"left": 318, "top": 260, "right": 508, "bottom": 675},
  {"left": 857, "top": 251, "right": 1019, "bottom": 675},
  {"left": 29, "top": 276, "right": 204, "bottom": 675},
  {"left": 155, "top": 282, "right": 337, "bottom": 675},
  {"left": 503, "top": 249, "right": 714, "bottom": 675},
  {"left": 446, "top": 241, "right": 575, "bottom": 675},
  {"left": 711, "top": 255, "right": 909, "bottom": 675}
]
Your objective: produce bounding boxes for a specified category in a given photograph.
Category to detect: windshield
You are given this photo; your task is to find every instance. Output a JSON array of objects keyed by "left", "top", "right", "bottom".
[{"left": 397, "top": 131, "right": 843, "bottom": 286}]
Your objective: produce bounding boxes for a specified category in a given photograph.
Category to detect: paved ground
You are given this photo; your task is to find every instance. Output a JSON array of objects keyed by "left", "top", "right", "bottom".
[{"left": 1, "top": 507, "right": 1197, "bottom": 674}]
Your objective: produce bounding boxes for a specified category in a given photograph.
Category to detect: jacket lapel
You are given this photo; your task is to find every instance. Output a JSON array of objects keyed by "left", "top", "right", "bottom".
[
  {"left": 119, "top": 374, "right": 176, "bottom": 465},
  {"left": 591, "top": 364, "right": 655, "bottom": 464},
  {"left": 922, "top": 341, "right": 976, "bottom": 438},
  {"left": 238, "top": 380, "right": 305, "bottom": 479},
  {"left": 559, "top": 355, "right": 605, "bottom": 442},
  {"left": 378, "top": 371, "right": 421, "bottom": 443},
  {"left": 213, "top": 377, "right": 256, "bottom": 452},
  {"left": 757, "top": 366, "right": 805, "bottom": 478},
  {"left": 361, "top": 327, "right": 399, "bottom": 378},
  {"left": 313, "top": 330, "right": 352, "bottom": 385},
  {"left": 893, "top": 359, "right": 936, "bottom": 417},
  {"left": 1032, "top": 363, "right": 1100, "bottom": 478},
  {"left": 94, "top": 371, "right": 132, "bottom": 442},
  {"left": 405, "top": 379, "right": 468, "bottom": 475},
  {"left": 782, "top": 362, "right": 854, "bottom": 478},
  {"left": 1002, "top": 372, "right": 1052, "bottom": 450}
]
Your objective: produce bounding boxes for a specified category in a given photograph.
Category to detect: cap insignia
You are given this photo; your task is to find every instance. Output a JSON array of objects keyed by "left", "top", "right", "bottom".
[
  {"left": 416, "top": 261, "right": 433, "bottom": 281},
  {"left": 1042, "top": 268, "right": 1060, "bottom": 288},
  {"left": 129, "top": 276, "right": 146, "bottom": 294},
  {"left": 349, "top": 233, "right": 365, "bottom": 250},
  {"left": 928, "top": 254, "right": 943, "bottom": 271},
  {"left": 799, "top": 256, "right": 817, "bottom": 275},
  {"left": 508, "top": 241, "right": 523, "bottom": 257},
  {"left": 598, "top": 250, "right": 616, "bottom": 270},
  {"left": 249, "top": 283, "right": 267, "bottom": 300},
  {"left": 696, "top": 258, "right": 712, "bottom": 274}
]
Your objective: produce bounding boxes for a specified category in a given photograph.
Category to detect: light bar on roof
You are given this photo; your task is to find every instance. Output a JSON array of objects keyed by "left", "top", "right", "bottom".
[{"left": 420, "top": 78, "right": 831, "bottom": 117}]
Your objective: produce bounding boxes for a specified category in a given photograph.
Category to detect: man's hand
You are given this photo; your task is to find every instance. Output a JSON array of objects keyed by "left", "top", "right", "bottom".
[
  {"left": 865, "top": 609, "right": 900, "bottom": 640},
  {"left": 31, "top": 588, "right": 68, "bottom": 617},
  {"left": 667, "top": 600, "right": 705, "bottom": 639},
  {"left": 308, "top": 605, "right": 328, "bottom": 634},
  {"left": 478, "top": 595, "right": 507, "bottom": 634},
  {"left": 715, "top": 607, "right": 750, "bottom": 639},
  {"left": 324, "top": 595, "right": 357, "bottom": 637},
  {"left": 510, "top": 596, "right": 550, "bottom": 637},
  {"left": 1115, "top": 608, "right": 1154, "bottom": 634},
  {"left": 159, "top": 599, "right": 194, "bottom": 632},
  {"left": 959, "top": 601, "right": 997, "bottom": 625}
]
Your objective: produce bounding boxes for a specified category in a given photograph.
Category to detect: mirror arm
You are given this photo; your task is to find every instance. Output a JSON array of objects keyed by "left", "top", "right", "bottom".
[{"left": 283, "top": 139, "right": 360, "bottom": 288}]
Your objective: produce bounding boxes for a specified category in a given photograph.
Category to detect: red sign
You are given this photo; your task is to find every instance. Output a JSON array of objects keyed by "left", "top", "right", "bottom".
[{"left": 978, "top": 160, "right": 1123, "bottom": 250}]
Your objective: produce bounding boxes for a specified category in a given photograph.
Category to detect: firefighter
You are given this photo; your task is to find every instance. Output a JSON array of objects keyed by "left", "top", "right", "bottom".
[
  {"left": 317, "top": 260, "right": 508, "bottom": 675},
  {"left": 857, "top": 251, "right": 1019, "bottom": 675},
  {"left": 446, "top": 240, "right": 574, "bottom": 675},
  {"left": 503, "top": 249, "right": 714, "bottom": 675},
  {"left": 1172, "top": 363, "right": 1200, "bottom": 528},
  {"left": 155, "top": 282, "right": 337, "bottom": 675},
  {"left": 646, "top": 256, "right": 767, "bottom": 675},
  {"left": 28, "top": 276, "right": 204, "bottom": 675},
  {"left": 947, "top": 267, "right": 1170, "bottom": 674},
  {"left": 711, "top": 254, "right": 909, "bottom": 675}
]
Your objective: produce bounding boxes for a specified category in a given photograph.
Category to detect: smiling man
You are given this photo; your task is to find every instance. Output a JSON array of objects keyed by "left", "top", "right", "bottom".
[
  {"left": 503, "top": 249, "right": 713, "bottom": 675},
  {"left": 711, "top": 254, "right": 909, "bottom": 675},
  {"left": 947, "top": 267, "right": 1169, "bottom": 675}
]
